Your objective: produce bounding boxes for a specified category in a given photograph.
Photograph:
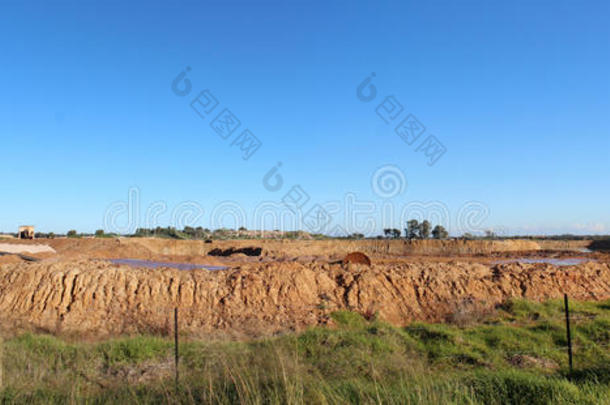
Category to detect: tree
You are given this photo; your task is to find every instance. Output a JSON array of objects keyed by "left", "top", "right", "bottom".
[
  {"left": 194, "top": 226, "right": 206, "bottom": 239},
  {"left": 135, "top": 228, "right": 153, "bottom": 237},
  {"left": 383, "top": 229, "right": 392, "bottom": 238},
  {"left": 419, "top": 220, "right": 431, "bottom": 239},
  {"left": 95, "top": 229, "right": 105, "bottom": 237},
  {"left": 432, "top": 225, "right": 449, "bottom": 239},
  {"left": 391, "top": 228, "right": 401, "bottom": 239},
  {"left": 406, "top": 219, "right": 419, "bottom": 239},
  {"left": 67, "top": 230, "right": 78, "bottom": 238},
  {"left": 166, "top": 227, "right": 179, "bottom": 238}
]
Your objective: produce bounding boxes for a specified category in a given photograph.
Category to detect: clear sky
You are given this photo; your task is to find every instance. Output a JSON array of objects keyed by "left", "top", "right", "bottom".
[{"left": 1, "top": 0, "right": 609, "bottom": 236}]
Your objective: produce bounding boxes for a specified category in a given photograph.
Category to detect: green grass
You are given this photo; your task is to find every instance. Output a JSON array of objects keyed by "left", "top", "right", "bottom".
[
  {"left": 1, "top": 298, "right": 609, "bottom": 404},
  {"left": 97, "top": 336, "right": 171, "bottom": 365}
]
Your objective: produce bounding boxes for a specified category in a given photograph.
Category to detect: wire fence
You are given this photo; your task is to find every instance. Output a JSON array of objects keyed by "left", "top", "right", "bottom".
[{"left": 0, "top": 294, "right": 609, "bottom": 394}]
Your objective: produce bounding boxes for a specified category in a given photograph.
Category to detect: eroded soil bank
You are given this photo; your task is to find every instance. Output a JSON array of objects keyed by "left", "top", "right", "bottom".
[{"left": 0, "top": 258, "right": 608, "bottom": 339}]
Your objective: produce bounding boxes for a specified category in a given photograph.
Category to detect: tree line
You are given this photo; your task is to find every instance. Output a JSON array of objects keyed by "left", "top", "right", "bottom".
[{"left": 383, "top": 219, "right": 449, "bottom": 240}]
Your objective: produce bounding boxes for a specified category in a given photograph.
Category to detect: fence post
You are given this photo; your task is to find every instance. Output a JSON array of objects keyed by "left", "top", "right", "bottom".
[
  {"left": 0, "top": 335, "right": 3, "bottom": 389},
  {"left": 564, "top": 294, "right": 573, "bottom": 373},
  {"left": 174, "top": 307, "right": 179, "bottom": 387}
]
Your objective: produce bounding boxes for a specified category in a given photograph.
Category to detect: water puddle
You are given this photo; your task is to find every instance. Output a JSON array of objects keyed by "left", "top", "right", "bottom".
[
  {"left": 493, "top": 258, "right": 595, "bottom": 266},
  {"left": 109, "top": 259, "right": 228, "bottom": 271}
]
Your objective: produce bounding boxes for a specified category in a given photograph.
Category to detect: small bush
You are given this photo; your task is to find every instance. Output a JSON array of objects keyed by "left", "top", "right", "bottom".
[
  {"left": 97, "top": 336, "right": 170, "bottom": 366},
  {"left": 331, "top": 311, "right": 367, "bottom": 329}
]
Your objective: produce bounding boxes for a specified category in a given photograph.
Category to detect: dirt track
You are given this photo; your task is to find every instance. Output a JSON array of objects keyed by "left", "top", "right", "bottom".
[
  {"left": 0, "top": 238, "right": 608, "bottom": 338},
  {"left": 0, "top": 243, "right": 56, "bottom": 255}
]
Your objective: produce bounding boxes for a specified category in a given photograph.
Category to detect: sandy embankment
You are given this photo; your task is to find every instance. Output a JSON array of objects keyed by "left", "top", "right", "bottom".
[
  {"left": 0, "top": 243, "right": 56, "bottom": 255},
  {"left": 34, "top": 237, "right": 544, "bottom": 261},
  {"left": 0, "top": 258, "right": 608, "bottom": 339},
  {"left": 0, "top": 238, "right": 606, "bottom": 338}
]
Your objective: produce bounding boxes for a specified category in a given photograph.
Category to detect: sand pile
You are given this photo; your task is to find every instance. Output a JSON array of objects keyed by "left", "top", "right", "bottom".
[
  {"left": 0, "top": 243, "right": 56, "bottom": 255},
  {"left": 0, "top": 259, "right": 607, "bottom": 338},
  {"left": 343, "top": 252, "right": 371, "bottom": 266}
]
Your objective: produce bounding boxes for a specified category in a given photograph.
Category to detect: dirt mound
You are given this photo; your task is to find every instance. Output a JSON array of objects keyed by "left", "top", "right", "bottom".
[
  {"left": 0, "top": 243, "right": 56, "bottom": 255},
  {"left": 0, "top": 259, "right": 608, "bottom": 339},
  {"left": 0, "top": 255, "right": 25, "bottom": 265},
  {"left": 343, "top": 252, "right": 371, "bottom": 266}
]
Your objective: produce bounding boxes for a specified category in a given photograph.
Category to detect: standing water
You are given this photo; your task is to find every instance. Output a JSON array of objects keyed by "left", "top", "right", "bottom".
[
  {"left": 493, "top": 258, "right": 595, "bottom": 266},
  {"left": 108, "top": 258, "right": 228, "bottom": 271}
]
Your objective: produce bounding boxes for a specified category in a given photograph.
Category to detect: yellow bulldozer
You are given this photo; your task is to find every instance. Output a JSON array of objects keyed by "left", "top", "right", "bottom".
[{"left": 18, "top": 226, "right": 35, "bottom": 240}]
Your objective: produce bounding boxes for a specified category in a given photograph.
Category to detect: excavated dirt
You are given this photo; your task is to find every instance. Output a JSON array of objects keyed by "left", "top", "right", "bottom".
[
  {"left": 343, "top": 252, "right": 372, "bottom": 266},
  {"left": 0, "top": 237, "right": 546, "bottom": 259},
  {"left": 0, "top": 255, "right": 25, "bottom": 265},
  {"left": 0, "top": 243, "right": 56, "bottom": 255},
  {"left": 0, "top": 238, "right": 607, "bottom": 339},
  {"left": 0, "top": 255, "right": 608, "bottom": 339}
]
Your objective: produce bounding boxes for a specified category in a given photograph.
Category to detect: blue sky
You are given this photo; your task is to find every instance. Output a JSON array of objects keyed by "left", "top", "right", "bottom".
[{"left": 1, "top": 0, "right": 609, "bottom": 235}]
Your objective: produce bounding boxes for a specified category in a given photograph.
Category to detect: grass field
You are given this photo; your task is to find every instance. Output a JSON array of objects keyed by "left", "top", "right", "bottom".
[{"left": 1, "top": 298, "right": 609, "bottom": 404}]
